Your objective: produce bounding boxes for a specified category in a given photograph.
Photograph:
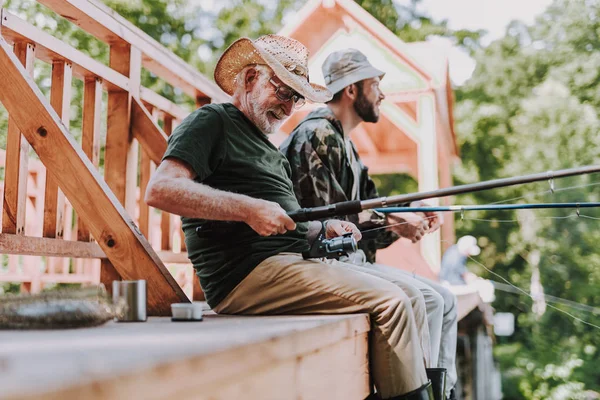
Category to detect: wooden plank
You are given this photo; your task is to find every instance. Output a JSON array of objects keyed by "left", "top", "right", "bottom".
[
  {"left": 78, "top": 77, "right": 102, "bottom": 241},
  {"left": 0, "top": 315, "right": 370, "bottom": 400},
  {"left": 0, "top": 233, "right": 105, "bottom": 258},
  {"left": 138, "top": 148, "right": 151, "bottom": 237},
  {"left": 160, "top": 117, "right": 173, "bottom": 250},
  {"left": 0, "top": 11, "right": 129, "bottom": 91},
  {"left": 100, "top": 258, "right": 121, "bottom": 296},
  {"left": 40, "top": 273, "right": 98, "bottom": 283},
  {"left": 160, "top": 212, "right": 171, "bottom": 251},
  {"left": 2, "top": 41, "right": 34, "bottom": 235},
  {"left": 43, "top": 60, "right": 72, "bottom": 239},
  {"left": 104, "top": 43, "right": 140, "bottom": 214},
  {"left": 131, "top": 97, "right": 168, "bottom": 165},
  {"left": 198, "top": 334, "right": 369, "bottom": 400},
  {"left": 37, "top": 0, "right": 227, "bottom": 101},
  {"left": 192, "top": 274, "right": 205, "bottom": 301},
  {"left": 140, "top": 86, "right": 188, "bottom": 121},
  {"left": 155, "top": 250, "right": 189, "bottom": 264},
  {"left": 0, "top": 37, "right": 187, "bottom": 314}
]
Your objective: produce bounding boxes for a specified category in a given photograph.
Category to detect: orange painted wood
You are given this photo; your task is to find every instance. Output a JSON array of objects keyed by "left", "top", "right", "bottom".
[
  {"left": 104, "top": 44, "right": 140, "bottom": 214},
  {"left": 2, "top": 41, "right": 34, "bottom": 235},
  {"left": 37, "top": 0, "right": 226, "bottom": 101},
  {"left": 192, "top": 274, "right": 205, "bottom": 301},
  {"left": 131, "top": 97, "right": 168, "bottom": 165},
  {"left": 140, "top": 86, "right": 188, "bottom": 121},
  {"left": 43, "top": 60, "right": 72, "bottom": 239},
  {"left": 0, "top": 37, "right": 187, "bottom": 314},
  {"left": 160, "top": 212, "right": 172, "bottom": 251},
  {"left": 0, "top": 10, "right": 128, "bottom": 91},
  {"left": 78, "top": 77, "right": 102, "bottom": 242},
  {"left": 100, "top": 258, "right": 121, "bottom": 296},
  {"left": 139, "top": 148, "right": 152, "bottom": 237},
  {"left": 160, "top": 116, "right": 173, "bottom": 250}
]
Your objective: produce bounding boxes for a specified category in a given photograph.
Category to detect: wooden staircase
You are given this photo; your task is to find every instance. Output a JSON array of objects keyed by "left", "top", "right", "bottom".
[{"left": 0, "top": 0, "right": 228, "bottom": 314}]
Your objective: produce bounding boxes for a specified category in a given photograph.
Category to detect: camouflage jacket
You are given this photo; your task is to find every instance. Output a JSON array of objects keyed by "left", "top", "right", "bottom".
[{"left": 280, "top": 107, "right": 399, "bottom": 263}]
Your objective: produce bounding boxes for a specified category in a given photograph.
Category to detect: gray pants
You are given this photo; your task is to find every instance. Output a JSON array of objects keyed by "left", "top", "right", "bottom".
[{"left": 341, "top": 251, "right": 458, "bottom": 397}]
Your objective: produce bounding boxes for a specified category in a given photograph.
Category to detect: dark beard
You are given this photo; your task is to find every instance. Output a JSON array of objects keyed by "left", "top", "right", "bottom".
[{"left": 353, "top": 83, "right": 379, "bottom": 123}]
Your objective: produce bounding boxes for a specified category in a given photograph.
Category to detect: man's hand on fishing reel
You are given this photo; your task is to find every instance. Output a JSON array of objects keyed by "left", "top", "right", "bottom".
[{"left": 324, "top": 220, "right": 362, "bottom": 242}]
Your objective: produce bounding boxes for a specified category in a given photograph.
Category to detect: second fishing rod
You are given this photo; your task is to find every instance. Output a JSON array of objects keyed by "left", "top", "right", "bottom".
[{"left": 287, "top": 165, "right": 600, "bottom": 222}]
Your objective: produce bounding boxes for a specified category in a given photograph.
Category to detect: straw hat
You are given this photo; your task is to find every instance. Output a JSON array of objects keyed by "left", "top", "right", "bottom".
[{"left": 214, "top": 35, "right": 332, "bottom": 103}]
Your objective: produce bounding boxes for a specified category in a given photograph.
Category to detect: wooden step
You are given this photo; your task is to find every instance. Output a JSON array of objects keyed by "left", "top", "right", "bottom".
[{"left": 0, "top": 314, "right": 371, "bottom": 400}]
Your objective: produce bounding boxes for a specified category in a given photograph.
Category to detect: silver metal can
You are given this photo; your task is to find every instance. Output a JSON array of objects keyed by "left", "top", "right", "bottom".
[{"left": 112, "top": 280, "right": 147, "bottom": 322}]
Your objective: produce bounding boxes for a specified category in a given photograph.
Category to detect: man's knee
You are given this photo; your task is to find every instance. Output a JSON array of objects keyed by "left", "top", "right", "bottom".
[
  {"left": 372, "top": 288, "right": 415, "bottom": 322},
  {"left": 437, "top": 286, "right": 458, "bottom": 316},
  {"left": 422, "top": 286, "right": 444, "bottom": 314}
]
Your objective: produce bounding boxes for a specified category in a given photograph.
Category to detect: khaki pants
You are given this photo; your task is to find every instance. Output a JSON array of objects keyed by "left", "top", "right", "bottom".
[
  {"left": 369, "top": 264, "right": 458, "bottom": 397},
  {"left": 213, "top": 253, "right": 429, "bottom": 398},
  {"left": 344, "top": 250, "right": 459, "bottom": 396}
]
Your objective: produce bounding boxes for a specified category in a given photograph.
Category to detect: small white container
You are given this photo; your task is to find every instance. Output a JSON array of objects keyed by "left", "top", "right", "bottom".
[{"left": 171, "top": 302, "right": 203, "bottom": 321}]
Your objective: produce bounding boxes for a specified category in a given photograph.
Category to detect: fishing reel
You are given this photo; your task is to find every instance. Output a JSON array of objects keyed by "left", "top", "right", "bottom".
[{"left": 302, "top": 229, "right": 358, "bottom": 260}]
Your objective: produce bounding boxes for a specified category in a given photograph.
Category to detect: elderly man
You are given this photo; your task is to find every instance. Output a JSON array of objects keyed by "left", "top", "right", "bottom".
[
  {"left": 281, "top": 48, "right": 459, "bottom": 400},
  {"left": 146, "top": 35, "right": 435, "bottom": 399}
]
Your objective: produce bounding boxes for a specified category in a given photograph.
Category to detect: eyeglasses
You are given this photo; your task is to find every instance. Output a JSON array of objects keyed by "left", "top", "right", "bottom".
[{"left": 269, "top": 78, "right": 306, "bottom": 109}]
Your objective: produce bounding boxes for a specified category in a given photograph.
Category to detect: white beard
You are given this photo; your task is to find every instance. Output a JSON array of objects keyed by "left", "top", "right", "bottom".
[{"left": 248, "top": 91, "right": 284, "bottom": 135}]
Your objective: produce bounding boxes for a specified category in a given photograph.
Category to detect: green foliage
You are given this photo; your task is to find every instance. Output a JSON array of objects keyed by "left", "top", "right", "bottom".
[
  {"left": 371, "top": 173, "right": 418, "bottom": 196},
  {"left": 456, "top": 0, "right": 600, "bottom": 397}
]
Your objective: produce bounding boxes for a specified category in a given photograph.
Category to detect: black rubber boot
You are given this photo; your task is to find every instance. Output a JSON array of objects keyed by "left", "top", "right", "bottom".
[
  {"left": 390, "top": 381, "right": 434, "bottom": 400},
  {"left": 447, "top": 387, "right": 457, "bottom": 400},
  {"left": 426, "top": 368, "right": 447, "bottom": 400}
]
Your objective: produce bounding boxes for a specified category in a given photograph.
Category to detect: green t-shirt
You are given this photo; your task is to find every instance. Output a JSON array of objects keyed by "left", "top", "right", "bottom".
[{"left": 163, "top": 103, "right": 309, "bottom": 307}]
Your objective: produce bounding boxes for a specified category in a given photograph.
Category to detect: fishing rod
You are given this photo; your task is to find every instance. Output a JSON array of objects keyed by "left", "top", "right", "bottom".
[
  {"left": 374, "top": 202, "right": 600, "bottom": 214},
  {"left": 287, "top": 165, "right": 600, "bottom": 222}
]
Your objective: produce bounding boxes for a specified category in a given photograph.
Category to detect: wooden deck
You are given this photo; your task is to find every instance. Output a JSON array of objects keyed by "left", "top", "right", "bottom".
[{"left": 0, "top": 313, "right": 371, "bottom": 400}]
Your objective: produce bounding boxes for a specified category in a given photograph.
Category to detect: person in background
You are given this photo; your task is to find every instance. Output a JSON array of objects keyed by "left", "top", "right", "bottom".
[{"left": 440, "top": 235, "right": 481, "bottom": 285}]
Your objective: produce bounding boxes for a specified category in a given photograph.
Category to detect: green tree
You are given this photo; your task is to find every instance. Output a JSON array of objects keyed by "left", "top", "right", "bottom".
[{"left": 455, "top": 1, "right": 600, "bottom": 397}]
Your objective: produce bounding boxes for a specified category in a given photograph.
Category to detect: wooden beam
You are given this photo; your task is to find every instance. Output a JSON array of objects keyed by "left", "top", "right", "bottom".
[
  {"left": 0, "top": 233, "right": 104, "bottom": 258},
  {"left": 0, "top": 37, "right": 188, "bottom": 314},
  {"left": 37, "top": 0, "right": 227, "bottom": 101},
  {"left": 0, "top": 11, "right": 128, "bottom": 91},
  {"left": 2, "top": 41, "right": 34, "bottom": 235},
  {"left": 131, "top": 97, "right": 168, "bottom": 165},
  {"left": 138, "top": 106, "right": 159, "bottom": 238},
  {"left": 160, "top": 117, "right": 173, "bottom": 250},
  {"left": 43, "top": 60, "right": 72, "bottom": 239},
  {"left": 140, "top": 86, "right": 188, "bottom": 121},
  {"left": 78, "top": 77, "right": 102, "bottom": 241},
  {"left": 104, "top": 44, "right": 140, "bottom": 214}
]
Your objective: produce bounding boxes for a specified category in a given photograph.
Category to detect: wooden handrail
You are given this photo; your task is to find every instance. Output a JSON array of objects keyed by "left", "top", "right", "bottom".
[
  {"left": 37, "top": 0, "right": 228, "bottom": 101},
  {"left": 1, "top": 10, "right": 129, "bottom": 91}
]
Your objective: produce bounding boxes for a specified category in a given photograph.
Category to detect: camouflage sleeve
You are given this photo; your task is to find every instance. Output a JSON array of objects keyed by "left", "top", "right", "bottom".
[
  {"left": 310, "top": 123, "right": 346, "bottom": 186},
  {"left": 282, "top": 122, "right": 348, "bottom": 208}
]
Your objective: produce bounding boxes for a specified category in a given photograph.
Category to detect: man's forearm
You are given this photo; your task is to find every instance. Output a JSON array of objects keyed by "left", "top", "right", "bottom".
[{"left": 146, "top": 177, "right": 257, "bottom": 221}]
